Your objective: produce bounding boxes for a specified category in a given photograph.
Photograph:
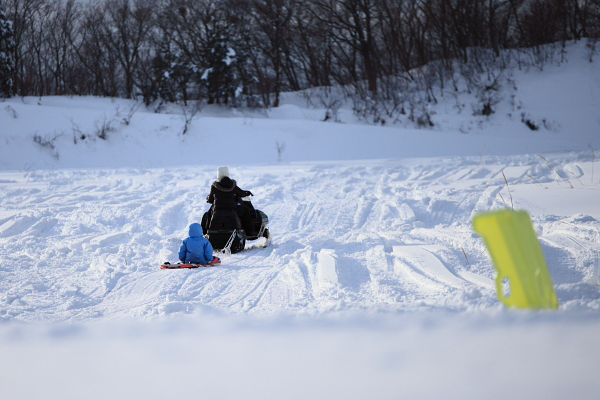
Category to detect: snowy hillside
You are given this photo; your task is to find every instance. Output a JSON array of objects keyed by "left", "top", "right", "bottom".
[
  {"left": 2, "top": 44, "right": 600, "bottom": 170},
  {"left": 1, "top": 42, "right": 600, "bottom": 398}
]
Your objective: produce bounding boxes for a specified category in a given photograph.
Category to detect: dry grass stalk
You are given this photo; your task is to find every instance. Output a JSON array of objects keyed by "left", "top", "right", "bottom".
[
  {"left": 527, "top": 174, "right": 547, "bottom": 188},
  {"left": 498, "top": 192, "right": 508, "bottom": 208},
  {"left": 538, "top": 155, "right": 574, "bottom": 188},
  {"left": 502, "top": 171, "right": 514, "bottom": 210},
  {"left": 461, "top": 247, "right": 471, "bottom": 268}
]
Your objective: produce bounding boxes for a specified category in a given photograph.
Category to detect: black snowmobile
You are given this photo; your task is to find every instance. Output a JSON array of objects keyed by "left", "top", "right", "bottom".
[{"left": 201, "top": 198, "right": 271, "bottom": 255}]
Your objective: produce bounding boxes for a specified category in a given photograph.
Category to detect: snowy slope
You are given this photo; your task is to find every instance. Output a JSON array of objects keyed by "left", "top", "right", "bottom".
[
  {"left": 1, "top": 44, "right": 600, "bottom": 170},
  {"left": 1, "top": 154, "right": 599, "bottom": 322},
  {"left": 1, "top": 42, "right": 600, "bottom": 398}
]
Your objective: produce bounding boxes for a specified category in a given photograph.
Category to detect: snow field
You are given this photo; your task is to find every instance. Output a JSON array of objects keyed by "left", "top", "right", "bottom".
[
  {"left": 1, "top": 153, "right": 599, "bottom": 322},
  {"left": 1, "top": 41, "right": 600, "bottom": 398}
]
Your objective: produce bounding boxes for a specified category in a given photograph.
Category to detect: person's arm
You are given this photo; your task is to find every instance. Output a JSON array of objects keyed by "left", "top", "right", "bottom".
[
  {"left": 204, "top": 240, "right": 214, "bottom": 264},
  {"left": 207, "top": 186, "right": 215, "bottom": 203},
  {"left": 178, "top": 240, "right": 187, "bottom": 263},
  {"left": 235, "top": 185, "right": 252, "bottom": 198}
]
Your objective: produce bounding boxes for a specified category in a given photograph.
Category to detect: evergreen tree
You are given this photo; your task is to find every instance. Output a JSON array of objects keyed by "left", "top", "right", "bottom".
[
  {"left": 202, "top": 35, "right": 238, "bottom": 104},
  {"left": 0, "top": 1, "right": 15, "bottom": 97}
]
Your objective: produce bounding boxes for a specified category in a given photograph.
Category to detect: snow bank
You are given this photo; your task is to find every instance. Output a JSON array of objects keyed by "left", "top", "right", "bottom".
[{"left": 0, "top": 43, "right": 599, "bottom": 170}]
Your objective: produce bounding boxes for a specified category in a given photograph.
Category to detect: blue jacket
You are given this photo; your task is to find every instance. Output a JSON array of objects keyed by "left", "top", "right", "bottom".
[{"left": 179, "top": 223, "right": 213, "bottom": 264}]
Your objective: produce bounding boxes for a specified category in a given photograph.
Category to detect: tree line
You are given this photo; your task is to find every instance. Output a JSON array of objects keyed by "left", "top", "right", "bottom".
[{"left": 1, "top": 0, "right": 599, "bottom": 107}]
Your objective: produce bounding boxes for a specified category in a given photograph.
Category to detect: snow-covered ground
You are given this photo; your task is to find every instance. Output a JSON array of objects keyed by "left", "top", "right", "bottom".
[{"left": 1, "top": 42, "right": 600, "bottom": 398}]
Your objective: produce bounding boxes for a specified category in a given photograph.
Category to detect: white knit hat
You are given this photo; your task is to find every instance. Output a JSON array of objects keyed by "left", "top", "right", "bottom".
[{"left": 217, "top": 166, "right": 229, "bottom": 181}]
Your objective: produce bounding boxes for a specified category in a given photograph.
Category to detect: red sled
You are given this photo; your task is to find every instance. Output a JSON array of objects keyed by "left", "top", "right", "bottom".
[{"left": 160, "top": 257, "right": 221, "bottom": 269}]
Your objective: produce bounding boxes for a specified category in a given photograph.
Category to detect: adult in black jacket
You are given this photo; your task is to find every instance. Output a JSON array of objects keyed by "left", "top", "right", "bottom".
[{"left": 206, "top": 166, "right": 255, "bottom": 235}]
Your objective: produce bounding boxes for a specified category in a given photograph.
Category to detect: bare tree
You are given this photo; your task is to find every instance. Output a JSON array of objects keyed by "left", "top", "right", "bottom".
[
  {"left": 250, "top": 0, "right": 298, "bottom": 107},
  {"left": 290, "top": 6, "right": 333, "bottom": 88},
  {"left": 102, "top": 0, "right": 156, "bottom": 98},
  {"left": 4, "top": 0, "right": 46, "bottom": 95},
  {"left": 44, "top": 0, "right": 80, "bottom": 95},
  {"left": 309, "top": 0, "right": 381, "bottom": 95},
  {"left": 73, "top": 3, "right": 120, "bottom": 96}
]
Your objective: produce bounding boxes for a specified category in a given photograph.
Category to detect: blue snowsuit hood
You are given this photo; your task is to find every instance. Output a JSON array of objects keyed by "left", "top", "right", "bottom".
[
  {"left": 189, "top": 222, "right": 203, "bottom": 237},
  {"left": 179, "top": 223, "right": 213, "bottom": 264}
]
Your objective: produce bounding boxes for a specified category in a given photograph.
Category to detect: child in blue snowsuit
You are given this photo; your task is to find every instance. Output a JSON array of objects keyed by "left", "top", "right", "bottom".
[{"left": 179, "top": 223, "right": 214, "bottom": 264}]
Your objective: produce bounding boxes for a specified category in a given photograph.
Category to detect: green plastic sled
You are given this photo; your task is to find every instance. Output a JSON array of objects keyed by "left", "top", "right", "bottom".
[{"left": 472, "top": 209, "right": 558, "bottom": 309}]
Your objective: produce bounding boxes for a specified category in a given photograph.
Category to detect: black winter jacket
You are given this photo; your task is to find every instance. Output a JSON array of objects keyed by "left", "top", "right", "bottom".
[{"left": 206, "top": 177, "right": 251, "bottom": 210}]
